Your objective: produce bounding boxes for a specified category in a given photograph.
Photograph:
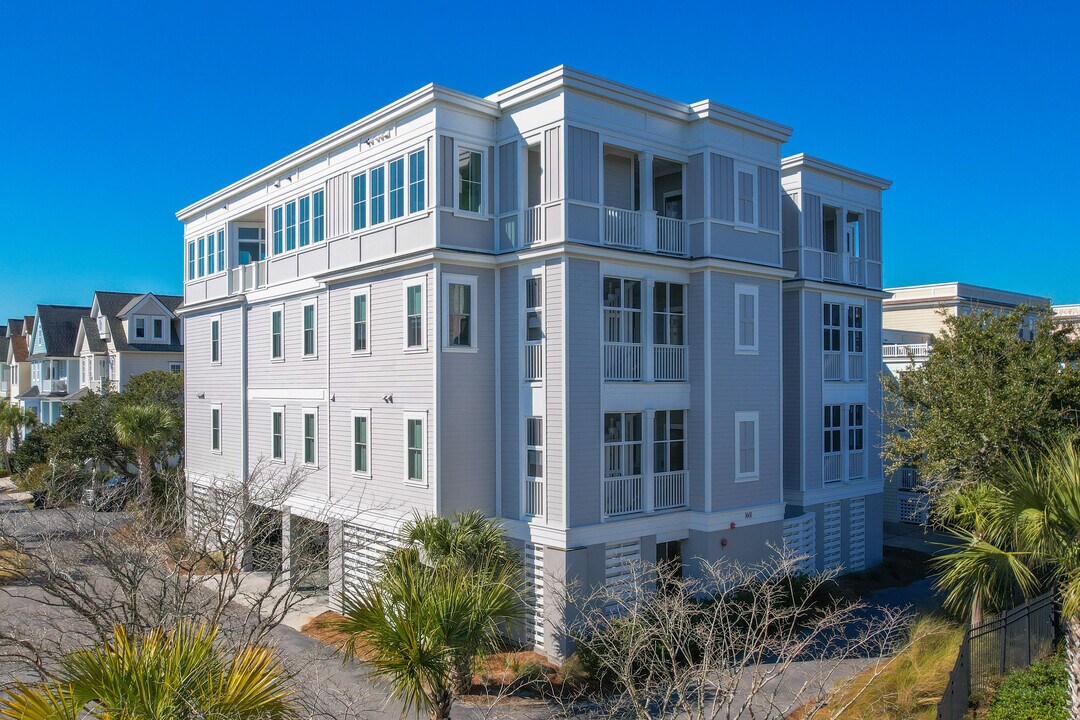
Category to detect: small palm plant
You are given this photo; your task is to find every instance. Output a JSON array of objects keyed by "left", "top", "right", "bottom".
[
  {"left": 0, "top": 622, "right": 298, "bottom": 719},
  {"left": 335, "top": 511, "right": 526, "bottom": 720},
  {"left": 113, "top": 403, "right": 176, "bottom": 503},
  {"left": 933, "top": 437, "right": 1080, "bottom": 720}
]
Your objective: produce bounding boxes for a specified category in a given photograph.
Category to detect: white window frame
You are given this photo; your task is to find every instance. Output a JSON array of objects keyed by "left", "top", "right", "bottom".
[
  {"left": 352, "top": 144, "right": 428, "bottom": 232},
  {"left": 735, "top": 284, "right": 759, "bottom": 353},
  {"left": 523, "top": 273, "right": 544, "bottom": 382},
  {"left": 270, "top": 305, "right": 285, "bottom": 361},
  {"left": 152, "top": 316, "right": 165, "bottom": 341},
  {"left": 734, "top": 411, "right": 759, "bottom": 481},
  {"left": 270, "top": 406, "right": 285, "bottom": 462},
  {"left": 351, "top": 409, "right": 371, "bottom": 477},
  {"left": 733, "top": 161, "right": 758, "bottom": 228},
  {"left": 652, "top": 281, "right": 686, "bottom": 348},
  {"left": 523, "top": 416, "right": 544, "bottom": 518},
  {"left": 403, "top": 411, "right": 427, "bottom": 486},
  {"left": 442, "top": 273, "right": 478, "bottom": 351},
  {"left": 210, "top": 404, "right": 222, "bottom": 454},
  {"left": 454, "top": 142, "right": 486, "bottom": 216},
  {"left": 301, "top": 301, "right": 318, "bottom": 359},
  {"left": 351, "top": 287, "right": 371, "bottom": 356},
  {"left": 302, "top": 407, "right": 318, "bottom": 467},
  {"left": 168, "top": 361, "right": 182, "bottom": 373},
  {"left": 134, "top": 316, "right": 147, "bottom": 340},
  {"left": 403, "top": 278, "right": 427, "bottom": 352},
  {"left": 271, "top": 189, "right": 325, "bottom": 257},
  {"left": 210, "top": 316, "right": 221, "bottom": 365}
]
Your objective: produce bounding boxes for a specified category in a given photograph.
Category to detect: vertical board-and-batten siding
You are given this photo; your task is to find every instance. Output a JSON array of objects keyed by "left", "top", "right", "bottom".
[
  {"left": 865, "top": 209, "right": 882, "bottom": 261},
  {"left": 566, "top": 126, "right": 599, "bottom": 204},
  {"left": 711, "top": 154, "right": 735, "bottom": 222},
  {"left": 499, "top": 267, "right": 520, "bottom": 518},
  {"left": 565, "top": 258, "right": 601, "bottom": 527},
  {"left": 686, "top": 154, "right": 705, "bottom": 221},
  {"left": 498, "top": 142, "right": 518, "bottom": 214},
  {"left": 439, "top": 135, "right": 455, "bottom": 207},
  {"left": 802, "top": 194, "right": 823, "bottom": 249},
  {"left": 543, "top": 127, "right": 562, "bottom": 203},
  {"left": 757, "top": 167, "right": 781, "bottom": 232},
  {"left": 326, "top": 172, "right": 350, "bottom": 239}
]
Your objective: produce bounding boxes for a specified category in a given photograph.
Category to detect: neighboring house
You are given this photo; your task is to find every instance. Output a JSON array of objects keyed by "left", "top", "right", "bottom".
[
  {"left": 3, "top": 317, "right": 33, "bottom": 407},
  {"left": 1053, "top": 303, "right": 1080, "bottom": 338},
  {"left": 177, "top": 66, "right": 889, "bottom": 659},
  {"left": 19, "top": 305, "right": 90, "bottom": 425},
  {"left": 74, "top": 291, "right": 184, "bottom": 393},
  {"left": 881, "top": 282, "right": 1050, "bottom": 524}
]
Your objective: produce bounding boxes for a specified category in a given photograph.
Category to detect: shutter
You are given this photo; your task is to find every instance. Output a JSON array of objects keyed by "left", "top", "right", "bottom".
[
  {"left": 757, "top": 166, "right": 780, "bottom": 231},
  {"left": 823, "top": 502, "right": 842, "bottom": 570},
  {"left": 711, "top": 154, "right": 735, "bottom": 222},
  {"left": 849, "top": 498, "right": 866, "bottom": 571},
  {"left": 524, "top": 543, "right": 545, "bottom": 646},
  {"left": 803, "top": 194, "right": 823, "bottom": 249},
  {"left": 498, "top": 142, "right": 518, "bottom": 214}
]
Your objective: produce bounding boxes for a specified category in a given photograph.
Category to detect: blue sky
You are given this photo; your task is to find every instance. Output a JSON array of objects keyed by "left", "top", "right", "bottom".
[{"left": 1, "top": 0, "right": 1077, "bottom": 323}]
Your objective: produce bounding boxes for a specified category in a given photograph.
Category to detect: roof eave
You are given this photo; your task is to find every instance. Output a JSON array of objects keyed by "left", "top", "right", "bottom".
[{"left": 781, "top": 153, "right": 891, "bottom": 190}]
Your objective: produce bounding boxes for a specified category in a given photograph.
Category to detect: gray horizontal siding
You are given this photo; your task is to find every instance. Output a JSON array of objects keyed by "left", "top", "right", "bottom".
[
  {"left": 565, "top": 258, "right": 601, "bottom": 527},
  {"left": 184, "top": 307, "right": 244, "bottom": 481}
]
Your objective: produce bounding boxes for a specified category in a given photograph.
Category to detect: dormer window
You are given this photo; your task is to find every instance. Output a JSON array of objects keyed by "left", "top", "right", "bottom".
[
  {"left": 97, "top": 316, "right": 107, "bottom": 336},
  {"left": 153, "top": 318, "right": 165, "bottom": 341},
  {"left": 134, "top": 318, "right": 146, "bottom": 339}
]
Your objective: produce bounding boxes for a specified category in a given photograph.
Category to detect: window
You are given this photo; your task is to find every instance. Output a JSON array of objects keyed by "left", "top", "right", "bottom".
[
  {"left": 735, "top": 411, "right": 758, "bottom": 479},
  {"left": 271, "top": 308, "right": 283, "bottom": 360},
  {"left": 405, "top": 282, "right": 424, "bottom": 349},
  {"left": 353, "top": 411, "right": 369, "bottom": 475},
  {"left": 409, "top": 149, "right": 425, "bottom": 213},
  {"left": 444, "top": 276, "right": 476, "bottom": 349},
  {"left": 525, "top": 277, "right": 543, "bottom": 342},
  {"left": 153, "top": 317, "right": 164, "bottom": 341},
  {"left": 210, "top": 405, "right": 221, "bottom": 453},
  {"left": 735, "top": 163, "right": 757, "bottom": 226},
  {"left": 653, "top": 410, "right": 685, "bottom": 473},
  {"left": 134, "top": 317, "right": 146, "bottom": 339},
  {"left": 603, "top": 277, "right": 642, "bottom": 344},
  {"left": 736, "top": 285, "right": 758, "bottom": 352},
  {"left": 207, "top": 233, "right": 216, "bottom": 274},
  {"left": 312, "top": 189, "right": 324, "bottom": 242},
  {"left": 847, "top": 305, "right": 864, "bottom": 354},
  {"left": 302, "top": 302, "right": 316, "bottom": 357},
  {"left": 285, "top": 200, "right": 297, "bottom": 251},
  {"left": 210, "top": 318, "right": 220, "bottom": 363},
  {"left": 352, "top": 290, "right": 369, "bottom": 353},
  {"left": 370, "top": 166, "right": 385, "bottom": 225},
  {"left": 271, "top": 408, "right": 284, "bottom": 461},
  {"left": 525, "top": 417, "right": 543, "bottom": 517},
  {"left": 217, "top": 229, "right": 225, "bottom": 269},
  {"left": 823, "top": 303, "right": 842, "bottom": 352},
  {"left": 352, "top": 172, "right": 367, "bottom": 231},
  {"left": 824, "top": 405, "right": 842, "bottom": 454},
  {"left": 187, "top": 241, "right": 195, "bottom": 280},
  {"left": 299, "top": 195, "right": 310, "bottom": 247},
  {"left": 406, "top": 414, "right": 424, "bottom": 483},
  {"left": 389, "top": 157, "right": 405, "bottom": 220},
  {"left": 273, "top": 206, "right": 283, "bottom": 254},
  {"left": 653, "top": 282, "right": 685, "bottom": 346},
  {"left": 169, "top": 362, "right": 182, "bottom": 373},
  {"left": 603, "top": 412, "right": 642, "bottom": 478},
  {"left": 198, "top": 236, "right": 205, "bottom": 277},
  {"left": 848, "top": 404, "right": 864, "bottom": 453},
  {"left": 302, "top": 409, "right": 317, "bottom": 465},
  {"left": 457, "top": 148, "right": 483, "bottom": 213}
]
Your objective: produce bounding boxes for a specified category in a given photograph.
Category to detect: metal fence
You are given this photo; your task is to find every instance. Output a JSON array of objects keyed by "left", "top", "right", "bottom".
[{"left": 937, "top": 592, "right": 1058, "bottom": 720}]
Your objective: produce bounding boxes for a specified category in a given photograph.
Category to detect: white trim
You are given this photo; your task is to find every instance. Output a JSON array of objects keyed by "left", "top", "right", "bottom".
[
  {"left": 351, "top": 408, "right": 372, "bottom": 478},
  {"left": 248, "top": 387, "right": 327, "bottom": 401},
  {"left": 270, "top": 304, "right": 285, "bottom": 362},
  {"left": 349, "top": 286, "right": 372, "bottom": 356},
  {"left": 209, "top": 403, "right": 222, "bottom": 454},
  {"left": 441, "top": 273, "right": 478, "bottom": 351},
  {"left": 301, "top": 300, "right": 318, "bottom": 359},
  {"left": 402, "top": 277, "right": 427, "bottom": 352},
  {"left": 270, "top": 406, "right": 285, "bottom": 462},
  {"left": 453, "top": 140, "right": 487, "bottom": 217},
  {"left": 301, "top": 407, "right": 318, "bottom": 467},
  {"left": 209, "top": 316, "right": 222, "bottom": 365},
  {"left": 269, "top": 187, "right": 326, "bottom": 258},
  {"left": 734, "top": 284, "right": 759, "bottom": 354},
  {"left": 734, "top": 410, "right": 759, "bottom": 481},
  {"left": 403, "top": 410, "right": 427, "bottom": 487}
]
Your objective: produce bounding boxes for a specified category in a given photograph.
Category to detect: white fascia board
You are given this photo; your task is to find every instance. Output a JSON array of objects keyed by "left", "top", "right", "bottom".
[{"left": 781, "top": 153, "right": 892, "bottom": 190}]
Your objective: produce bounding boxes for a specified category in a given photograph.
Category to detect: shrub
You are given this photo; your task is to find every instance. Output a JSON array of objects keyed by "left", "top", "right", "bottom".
[
  {"left": 9, "top": 428, "right": 48, "bottom": 476},
  {"left": 986, "top": 652, "right": 1068, "bottom": 720},
  {"left": 16, "top": 462, "right": 89, "bottom": 507}
]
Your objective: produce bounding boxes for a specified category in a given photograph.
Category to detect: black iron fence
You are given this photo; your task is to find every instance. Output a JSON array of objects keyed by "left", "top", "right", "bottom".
[{"left": 937, "top": 592, "right": 1058, "bottom": 720}]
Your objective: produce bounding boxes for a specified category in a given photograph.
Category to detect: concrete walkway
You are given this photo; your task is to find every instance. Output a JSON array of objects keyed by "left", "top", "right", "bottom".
[{"left": 883, "top": 521, "right": 957, "bottom": 556}]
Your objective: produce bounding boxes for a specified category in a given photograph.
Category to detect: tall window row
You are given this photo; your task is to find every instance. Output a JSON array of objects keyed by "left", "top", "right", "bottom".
[
  {"left": 822, "top": 301, "right": 865, "bottom": 381},
  {"left": 353, "top": 148, "right": 426, "bottom": 232},
  {"left": 602, "top": 277, "right": 688, "bottom": 382},
  {"left": 188, "top": 228, "right": 225, "bottom": 281},
  {"left": 823, "top": 402, "right": 865, "bottom": 483},
  {"left": 602, "top": 410, "right": 689, "bottom": 518},
  {"left": 272, "top": 189, "right": 325, "bottom": 255}
]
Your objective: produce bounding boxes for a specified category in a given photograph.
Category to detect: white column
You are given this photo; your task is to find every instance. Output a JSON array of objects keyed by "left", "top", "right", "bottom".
[
  {"left": 640, "top": 152, "right": 657, "bottom": 253},
  {"left": 644, "top": 279, "right": 655, "bottom": 382},
  {"left": 644, "top": 409, "right": 655, "bottom": 514}
]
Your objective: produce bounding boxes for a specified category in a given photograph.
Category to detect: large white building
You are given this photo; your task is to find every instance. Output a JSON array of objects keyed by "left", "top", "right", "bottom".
[{"left": 177, "top": 67, "right": 889, "bottom": 658}]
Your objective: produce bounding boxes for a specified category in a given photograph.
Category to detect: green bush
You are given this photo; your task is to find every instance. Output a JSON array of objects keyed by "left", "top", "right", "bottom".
[
  {"left": 986, "top": 652, "right": 1068, "bottom": 720},
  {"left": 9, "top": 428, "right": 49, "bottom": 476}
]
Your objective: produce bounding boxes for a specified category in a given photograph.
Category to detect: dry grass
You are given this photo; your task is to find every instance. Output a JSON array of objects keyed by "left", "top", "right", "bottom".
[
  {"left": 0, "top": 541, "right": 32, "bottom": 582},
  {"left": 795, "top": 616, "right": 963, "bottom": 720}
]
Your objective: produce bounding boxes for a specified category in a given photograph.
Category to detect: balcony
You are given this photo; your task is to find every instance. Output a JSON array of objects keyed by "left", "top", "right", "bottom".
[
  {"left": 883, "top": 342, "right": 931, "bottom": 359},
  {"left": 653, "top": 345, "right": 687, "bottom": 382},
  {"left": 229, "top": 259, "right": 268, "bottom": 295},
  {"left": 652, "top": 470, "right": 688, "bottom": 511},
  {"left": 822, "top": 252, "right": 866, "bottom": 287},
  {"left": 603, "top": 475, "right": 643, "bottom": 517},
  {"left": 602, "top": 470, "right": 688, "bottom": 518},
  {"left": 602, "top": 209, "right": 688, "bottom": 256},
  {"left": 825, "top": 351, "right": 865, "bottom": 382},
  {"left": 40, "top": 378, "right": 68, "bottom": 394},
  {"left": 604, "top": 342, "right": 642, "bottom": 381},
  {"left": 823, "top": 453, "right": 843, "bottom": 484}
]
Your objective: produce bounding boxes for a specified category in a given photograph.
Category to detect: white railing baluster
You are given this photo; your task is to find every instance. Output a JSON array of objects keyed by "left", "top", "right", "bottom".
[{"left": 524, "top": 343, "right": 543, "bottom": 381}]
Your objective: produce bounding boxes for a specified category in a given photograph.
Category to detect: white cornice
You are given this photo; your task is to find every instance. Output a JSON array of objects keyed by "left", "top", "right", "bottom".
[
  {"left": 783, "top": 279, "right": 891, "bottom": 300},
  {"left": 781, "top": 153, "right": 891, "bottom": 190}
]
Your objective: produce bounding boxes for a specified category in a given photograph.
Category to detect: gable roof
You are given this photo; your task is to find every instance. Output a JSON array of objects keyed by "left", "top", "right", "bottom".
[
  {"left": 10, "top": 334, "right": 28, "bottom": 362},
  {"left": 78, "top": 317, "right": 108, "bottom": 354},
  {"left": 30, "top": 305, "right": 91, "bottom": 359},
  {"left": 7, "top": 319, "right": 24, "bottom": 335},
  {"left": 90, "top": 291, "right": 184, "bottom": 354},
  {"left": 0, "top": 335, "right": 8, "bottom": 364}
]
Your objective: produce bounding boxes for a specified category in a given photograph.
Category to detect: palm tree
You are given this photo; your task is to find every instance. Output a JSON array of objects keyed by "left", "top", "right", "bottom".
[
  {"left": 0, "top": 622, "right": 298, "bottom": 719},
  {"left": 113, "top": 403, "right": 175, "bottom": 502},
  {"left": 0, "top": 404, "right": 38, "bottom": 475},
  {"left": 933, "top": 438, "right": 1080, "bottom": 719},
  {"left": 334, "top": 511, "right": 526, "bottom": 720}
]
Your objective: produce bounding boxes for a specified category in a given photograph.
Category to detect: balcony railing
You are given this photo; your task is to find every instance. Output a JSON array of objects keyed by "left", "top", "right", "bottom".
[
  {"left": 603, "top": 475, "right": 643, "bottom": 517},
  {"left": 604, "top": 342, "right": 642, "bottom": 381},
  {"left": 823, "top": 351, "right": 842, "bottom": 381},
  {"left": 41, "top": 378, "right": 68, "bottom": 394},
  {"left": 522, "top": 205, "right": 543, "bottom": 247},
  {"left": 847, "top": 353, "right": 865, "bottom": 381},
  {"left": 823, "top": 251, "right": 843, "bottom": 281},
  {"left": 653, "top": 470, "right": 688, "bottom": 511},
  {"left": 849, "top": 450, "right": 865, "bottom": 479},
  {"left": 847, "top": 256, "right": 866, "bottom": 286},
  {"left": 524, "top": 343, "right": 543, "bottom": 382},
  {"left": 822, "top": 252, "right": 866, "bottom": 287},
  {"left": 823, "top": 453, "right": 843, "bottom": 484},
  {"left": 656, "top": 216, "right": 687, "bottom": 256},
  {"left": 229, "top": 260, "right": 268, "bottom": 295},
  {"left": 883, "top": 342, "right": 931, "bottom": 359},
  {"left": 653, "top": 345, "right": 687, "bottom": 381},
  {"left": 604, "top": 207, "right": 641, "bottom": 249},
  {"left": 524, "top": 478, "right": 544, "bottom": 517}
]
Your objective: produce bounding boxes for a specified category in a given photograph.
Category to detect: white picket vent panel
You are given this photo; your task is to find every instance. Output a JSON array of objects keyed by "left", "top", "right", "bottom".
[
  {"left": 187, "top": 482, "right": 241, "bottom": 550},
  {"left": 822, "top": 502, "right": 842, "bottom": 570},
  {"left": 782, "top": 511, "right": 817, "bottom": 574},
  {"left": 524, "top": 543, "right": 545, "bottom": 647},
  {"left": 342, "top": 524, "right": 399, "bottom": 591},
  {"left": 849, "top": 497, "right": 866, "bottom": 572},
  {"left": 604, "top": 540, "right": 641, "bottom": 587}
]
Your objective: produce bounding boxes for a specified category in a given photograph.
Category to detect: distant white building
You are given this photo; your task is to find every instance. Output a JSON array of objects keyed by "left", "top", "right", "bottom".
[{"left": 881, "top": 282, "right": 1050, "bottom": 524}]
